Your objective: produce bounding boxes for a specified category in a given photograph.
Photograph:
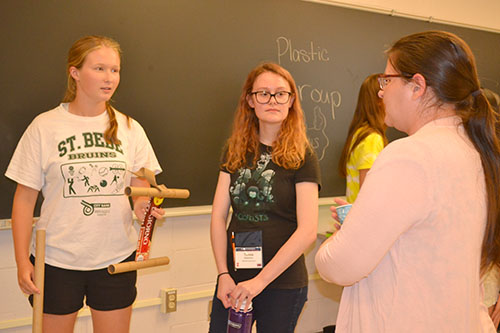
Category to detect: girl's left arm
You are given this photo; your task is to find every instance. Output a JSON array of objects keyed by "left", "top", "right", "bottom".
[
  {"left": 130, "top": 177, "right": 164, "bottom": 220},
  {"left": 229, "top": 181, "right": 318, "bottom": 308}
]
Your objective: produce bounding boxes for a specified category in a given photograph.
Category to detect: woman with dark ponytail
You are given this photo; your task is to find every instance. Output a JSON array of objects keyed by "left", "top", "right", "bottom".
[
  {"left": 6, "top": 36, "right": 163, "bottom": 332},
  {"left": 316, "top": 31, "right": 500, "bottom": 332},
  {"left": 482, "top": 88, "right": 500, "bottom": 330}
]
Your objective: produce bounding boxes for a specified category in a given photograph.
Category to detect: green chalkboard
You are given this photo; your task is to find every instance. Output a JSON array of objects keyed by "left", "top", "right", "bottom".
[{"left": 1, "top": 0, "right": 500, "bottom": 218}]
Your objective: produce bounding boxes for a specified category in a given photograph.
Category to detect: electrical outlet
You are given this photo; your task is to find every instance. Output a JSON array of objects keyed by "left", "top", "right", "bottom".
[{"left": 161, "top": 288, "right": 177, "bottom": 313}]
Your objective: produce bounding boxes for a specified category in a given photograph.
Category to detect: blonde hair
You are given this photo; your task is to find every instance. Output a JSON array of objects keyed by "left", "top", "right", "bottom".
[
  {"left": 62, "top": 35, "right": 128, "bottom": 144},
  {"left": 339, "top": 74, "right": 387, "bottom": 177},
  {"left": 223, "top": 62, "right": 311, "bottom": 172}
]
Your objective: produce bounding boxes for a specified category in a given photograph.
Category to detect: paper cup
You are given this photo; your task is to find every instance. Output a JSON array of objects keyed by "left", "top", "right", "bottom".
[{"left": 335, "top": 204, "right": 352, "bottom": 224}]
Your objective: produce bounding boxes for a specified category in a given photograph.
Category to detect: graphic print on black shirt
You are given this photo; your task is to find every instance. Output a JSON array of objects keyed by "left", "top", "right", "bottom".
[{"left": 229, "top": 152, "right": 275, "bottom": 222}]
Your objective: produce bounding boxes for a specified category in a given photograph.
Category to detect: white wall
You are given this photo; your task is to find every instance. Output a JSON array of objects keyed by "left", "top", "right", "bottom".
[
  {"left": 306, "top": 0, "right": 500, "bottom": 33},
  {"left": 0, "top": 202, "right": 341, "bottom": 333}
]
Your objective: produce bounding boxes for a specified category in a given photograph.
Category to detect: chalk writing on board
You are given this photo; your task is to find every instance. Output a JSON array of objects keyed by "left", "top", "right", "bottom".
[
  {"left": 276, "top": 37, "right": 330, "bottom": 64},
  {"left": 297, "top": 83, "right": 341, "bottom": 161},
  {"left": 307, "top": 106, "right": 329, "bottom": 161},
  {"left": 297, "top": 84, "right": 341, "bottom": 120}
]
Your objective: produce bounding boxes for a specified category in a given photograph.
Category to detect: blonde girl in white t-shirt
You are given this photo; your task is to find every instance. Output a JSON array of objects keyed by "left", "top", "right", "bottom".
[{"left": 6, "top": 35, "right": 163, "bottom": 333}]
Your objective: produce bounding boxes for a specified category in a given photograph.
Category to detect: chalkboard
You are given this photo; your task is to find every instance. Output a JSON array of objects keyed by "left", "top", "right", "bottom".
[{"left": 1, "top": 0, "right": 500, "bottom": 219}]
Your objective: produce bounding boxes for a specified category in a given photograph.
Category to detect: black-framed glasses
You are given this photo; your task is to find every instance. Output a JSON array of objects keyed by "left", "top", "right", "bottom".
[
  {"left": 250, "top": 91, "right": 293, "bottom": 104},
  {"left": 378, "top": 73, "right": 413, "bottom": 90}
]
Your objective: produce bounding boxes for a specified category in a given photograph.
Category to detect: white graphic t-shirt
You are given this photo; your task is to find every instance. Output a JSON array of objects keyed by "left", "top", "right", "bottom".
[{"left": 6, "top": 103, "right": 161, "bottom": 270}]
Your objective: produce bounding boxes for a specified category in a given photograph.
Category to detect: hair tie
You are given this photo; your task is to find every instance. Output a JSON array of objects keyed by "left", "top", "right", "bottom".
[
  {"left": 471, "top": 89, "right": 482, "bottom": 97},
  {"left": 217, "top": 272, "right": 230, "bottom": 283}
]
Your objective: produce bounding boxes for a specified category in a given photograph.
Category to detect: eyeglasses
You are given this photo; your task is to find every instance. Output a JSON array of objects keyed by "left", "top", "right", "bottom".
[
  {"left": 250, "top": 91, "right": 293, "bottom": 104},
  {"left": 378, "top": 73, "right": 413, "bottom": 90}
]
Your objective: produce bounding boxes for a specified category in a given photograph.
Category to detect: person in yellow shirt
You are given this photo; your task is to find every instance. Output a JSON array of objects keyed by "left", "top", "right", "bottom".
[{"left": 338, "top": 74, "right": 387, "bottom": 203}]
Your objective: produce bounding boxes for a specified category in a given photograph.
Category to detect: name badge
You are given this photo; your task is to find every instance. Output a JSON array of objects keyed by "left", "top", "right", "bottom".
[
  {"left": 235, "top": 246, "right": 263, "bottom": 269},
  {"left": 232, "top": 231, "right": 263, "bottom": 270}
]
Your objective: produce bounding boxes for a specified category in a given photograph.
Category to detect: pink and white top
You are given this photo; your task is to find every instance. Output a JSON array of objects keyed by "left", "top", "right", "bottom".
[{"left": 316, "top": 116, "right": 495, "bottom": 332}]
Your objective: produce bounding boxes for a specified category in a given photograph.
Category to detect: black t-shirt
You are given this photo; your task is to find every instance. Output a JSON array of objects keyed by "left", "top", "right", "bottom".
[{"left": 221, "top": 143, "right": 321, "bottom": 289}]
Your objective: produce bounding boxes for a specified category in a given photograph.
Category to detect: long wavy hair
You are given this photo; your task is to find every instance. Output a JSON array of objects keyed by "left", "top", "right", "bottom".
[
  {"left": 223, "top": 62, "right": 311, "bottom": 172},
  {"left": 62, "top": 35, "right": 128, "bottom": 144},
  {"left": 388, "top": 31, "right": 500, "bottom": 274},
  {"left": 338, "top": 74, "right": 387, "bottom": 177}
]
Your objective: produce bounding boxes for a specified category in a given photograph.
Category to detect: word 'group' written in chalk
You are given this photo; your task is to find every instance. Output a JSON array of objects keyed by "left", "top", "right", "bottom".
[
  {"left": 298, "top": 84, "right": 341, "bottom": 120},
  {"left": 277, "top": 37, "right": 330, "bottom": 64}
]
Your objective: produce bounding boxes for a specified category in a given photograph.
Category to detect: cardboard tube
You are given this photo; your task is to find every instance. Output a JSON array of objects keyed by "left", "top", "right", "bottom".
[
  {"left": 108, "top": 256, "right": 170, "bottom": 274},
  {"left": 124, "top": 186, "right": 190, "bottom": 199},
  {"left": 33, "top": 229, "right": 46, "bottom": 333}
]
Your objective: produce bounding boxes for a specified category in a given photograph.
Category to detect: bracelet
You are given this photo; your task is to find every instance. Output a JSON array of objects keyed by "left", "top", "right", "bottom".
[{"left": 217, "top": 272, "right": 230, "bottom": 283}]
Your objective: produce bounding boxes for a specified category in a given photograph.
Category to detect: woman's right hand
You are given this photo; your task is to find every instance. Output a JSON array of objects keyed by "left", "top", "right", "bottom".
[
  {"left": 330, "top": 197, "right": 349, "bottom": 227},
  {"left": 17, "top": 259, "right": 39, "bottom": 295},
  {"left": 216, "top": 273, "right": 236, "bottom": 308},
  {"left": 489, "top": 295, "right": 500, "bottom": 329}
]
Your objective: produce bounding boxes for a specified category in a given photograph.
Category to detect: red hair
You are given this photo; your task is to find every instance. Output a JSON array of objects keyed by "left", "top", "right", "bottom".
[{"left": 223, "top": 62, "right": 311, "bottom": 172}]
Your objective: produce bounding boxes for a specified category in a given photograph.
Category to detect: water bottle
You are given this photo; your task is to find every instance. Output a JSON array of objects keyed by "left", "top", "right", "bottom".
[{"left": 227, "top": 300, "right": 253, "bottom": 333}]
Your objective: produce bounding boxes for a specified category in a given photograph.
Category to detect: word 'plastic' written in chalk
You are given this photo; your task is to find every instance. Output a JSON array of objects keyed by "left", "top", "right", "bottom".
[{"left": 276, "top": 37, "right": 330, "bottom": 64}]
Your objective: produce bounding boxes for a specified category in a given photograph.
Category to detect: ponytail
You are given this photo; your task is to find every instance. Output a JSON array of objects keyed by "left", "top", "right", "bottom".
[
  {"left": 387, "top": 31, "right": 500, "bottom": 274},
  {"left": 461, "top": 91, "right": 500, "bottom": 274},
  {"left": 104, "top": 102, "right": 120, "bottom": 145}
]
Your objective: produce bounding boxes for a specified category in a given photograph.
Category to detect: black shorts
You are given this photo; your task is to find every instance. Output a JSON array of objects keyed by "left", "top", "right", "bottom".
[{"left": 29, "top": 252, "right": 137, "bottom": 315}]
